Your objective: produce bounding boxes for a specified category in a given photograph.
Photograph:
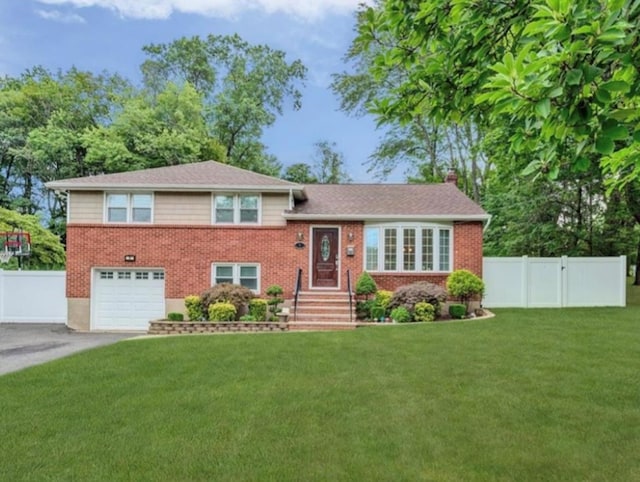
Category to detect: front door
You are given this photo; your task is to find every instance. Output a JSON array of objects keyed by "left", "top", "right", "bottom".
[{"left": 312, "top": 228, "right": 339, "bottom": 288}]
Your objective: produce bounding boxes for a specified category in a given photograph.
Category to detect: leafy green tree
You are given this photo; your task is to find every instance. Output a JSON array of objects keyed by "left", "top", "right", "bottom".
[
  {"left": 353, "top": 0, "right": 640, "bottom": 187},
  {"left": 141, "top": 34, "right": 307, "bottom": 175},
  {"left": 313, "top": 140, "right": 351, "bottom": 184},
  {"left": 283, "top": 163, "right": 318, "bottom": 184},
  {"left": 0, "top": 207, "right": 65, "bottom": 269}
]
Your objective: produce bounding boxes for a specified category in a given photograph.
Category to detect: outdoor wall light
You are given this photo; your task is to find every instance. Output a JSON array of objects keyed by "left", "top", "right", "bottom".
[
  {"left": 296, "top": 232, "right": 304, "bottom": 242},
  {"left": 348, "top": 232, "right": 354, "bottom": 241}
]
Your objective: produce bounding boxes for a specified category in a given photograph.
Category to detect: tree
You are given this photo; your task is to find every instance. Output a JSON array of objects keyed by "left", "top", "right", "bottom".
[
  {"left": 312, "top": 140, "right": 351, "bottom": 184},
  {"left": 354, "top": 0, "right": 640, "bottom": 187},
  {"left": 0, "top": 207, "right": 65, "bottom": 269},
  {"left": 141, "top": 34, "right": 307, "bottom": 175},
  {"left": 283, "top": 163, "right": 318, "bottom": 184}
]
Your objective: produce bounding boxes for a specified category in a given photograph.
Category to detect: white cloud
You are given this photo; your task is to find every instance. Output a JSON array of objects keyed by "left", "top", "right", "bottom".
[
  {"left": 35, "top": 9, "right": 86, "bottom": 23},
  {"left": 36, "top": 0, "right": 371, "bottom": 21}
]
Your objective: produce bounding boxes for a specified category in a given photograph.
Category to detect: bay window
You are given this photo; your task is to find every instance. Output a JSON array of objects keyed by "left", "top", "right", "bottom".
[{"left": 364, "top": 224, "right": 452, "bottom": 272}]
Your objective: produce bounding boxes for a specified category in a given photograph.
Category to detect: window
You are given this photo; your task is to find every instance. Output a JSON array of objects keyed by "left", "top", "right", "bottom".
[
  {"left": 213, "top": 194, "right": 260, "bottom": 224},
  {"left": 106, "top": 193, "right": 152, "bottom": 223},
  {"left": 212, "top": 264, "right": 260, "bottom": 293},
  {"left": 364, "top": 224, "right": 452, "bottom": 272}
]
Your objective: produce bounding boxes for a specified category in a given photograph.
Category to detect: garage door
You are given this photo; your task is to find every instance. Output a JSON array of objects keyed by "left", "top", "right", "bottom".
[{"left": 93, "top": 269, "right": 165, "bottom": 331}]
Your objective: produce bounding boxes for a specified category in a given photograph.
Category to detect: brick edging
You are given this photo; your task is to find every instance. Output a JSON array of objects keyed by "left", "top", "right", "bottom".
[{"left": 148, "top": 320, "right": 289, "bottom": 335}]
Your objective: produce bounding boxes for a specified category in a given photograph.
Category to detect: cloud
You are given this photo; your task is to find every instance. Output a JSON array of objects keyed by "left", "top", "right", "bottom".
[
  {"left": 35, "top": 8, "right": 86, "bottom": 23},
  {"left": 36, "top": 0, "right": 371, "bottom": 21}
]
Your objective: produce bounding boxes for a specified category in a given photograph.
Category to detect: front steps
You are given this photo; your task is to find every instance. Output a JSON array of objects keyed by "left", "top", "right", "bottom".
[{"left": 288, "top": 291, "right": 356, "bottom": 331}]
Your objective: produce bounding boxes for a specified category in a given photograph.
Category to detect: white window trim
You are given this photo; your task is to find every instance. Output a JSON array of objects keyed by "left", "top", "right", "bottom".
[
  {"left": 363, "top": 223, "right": 454, "bottom": 273},
  {"left": 212, "top": 193, "right": 262, "bottom": 225},
  {"left": 211, "top": 263, "right": 261, "bottom": 294},
  {"left": 104, "top": 192, "right": 154, "bottom": 224}
]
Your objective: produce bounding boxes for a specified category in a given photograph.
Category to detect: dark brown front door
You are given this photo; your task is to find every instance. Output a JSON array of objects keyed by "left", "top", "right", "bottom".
[{"left": 312, "top": 228, "right": 339, "bottom": 288}]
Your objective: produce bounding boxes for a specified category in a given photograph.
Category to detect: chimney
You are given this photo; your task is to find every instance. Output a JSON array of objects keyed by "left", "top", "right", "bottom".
[{"left": 445, "top": 167, "right": 458, "bottom": 185}]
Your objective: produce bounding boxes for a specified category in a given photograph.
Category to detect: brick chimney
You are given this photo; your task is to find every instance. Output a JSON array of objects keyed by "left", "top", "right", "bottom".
[{"left": 445, "top": 168, "right": 458, "bottom": 185}]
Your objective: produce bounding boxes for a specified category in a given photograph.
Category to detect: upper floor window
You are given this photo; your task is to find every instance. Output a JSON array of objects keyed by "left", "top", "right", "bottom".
[
  {"left": 364, "top": 224, "right": 452, "bottom": 273},
  {"left": 106, "top": 193, "right": 152, "bottom": 223},
  {"left": 213, "top": 194, "right": 260, "bottom": 224}
]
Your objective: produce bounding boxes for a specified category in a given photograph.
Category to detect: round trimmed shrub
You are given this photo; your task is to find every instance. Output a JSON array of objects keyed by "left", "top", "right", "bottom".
[
  {"left": 184, "top": 295, "right": 206, "bottom": 321},
  {"left": 446, "top": 269, "right": 484, "bottom": 307},
  {"left": 167, "top": 312, "right": 184, "bottom": 321},
  {"left": 249, "top": 298, "right": 268, "bottom": 321},
  {"left": 355, "top": 272, "right": 377, "bottom": 298},
  {"left": 388, "top": 281, "right": 447, "bottom": 317},
  {"left": 390, "top": 306, "right": 411, "bottom": 323},
  {"left": 374, "top": 289, "right": 393, "bottom": 314},
  {"left": 449, "top": 303, "right": 467, "bottom": 319},
  {"left": 208, "top": 301, "right": 237, "bottom": 322},
  {"left": 414, "top": 302, "right": 435, "bottom": 322},
  {"left": 201, "top": 283, "right": 253, "bottom": 318}
]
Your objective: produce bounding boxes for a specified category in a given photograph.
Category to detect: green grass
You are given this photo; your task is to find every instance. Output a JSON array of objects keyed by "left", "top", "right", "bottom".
[{"left": 1, "top": 287, "right": 640, "bottom": 481}]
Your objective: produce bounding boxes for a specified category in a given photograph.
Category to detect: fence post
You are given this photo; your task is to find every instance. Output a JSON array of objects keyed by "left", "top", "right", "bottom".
[
  {"left": 561, "top": 255, "right": 569, "bottom": 307},
  {"left": 620, "top": 255, "right": 627, "bottom": 307},
  {"left": 0, "top": 269, "right": 4, "bottom": 322},
  {"left": 522, "top": 256, "right": 529, "bottom": 308}
]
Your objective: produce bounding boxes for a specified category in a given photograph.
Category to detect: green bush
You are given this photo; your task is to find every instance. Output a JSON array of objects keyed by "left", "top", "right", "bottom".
[
  {"left": 355, "top": 272, "right": 377, "bottom": 298},
  {"left": 208, "top": 302, "right": 237, "bottom": 322},
  {"left": 414, "top": 302, "right": 435, "bottom": 322},
  {"left": 449, "top": 304, "right": 467, "bottom": 319},
  {"left": 184, "top": 295, "right": 206, "bottom": 321},
  {"left": 356, "top": 300, "right": 374, "bottom": 320},
  {"left": 201, "top": 284, "right": 253, "bottom": 318},
  {"left": 370, "top": 304, "right": 386, "bottom": 321},
  {"left": 389, "top": 281, "right": 447, "bottom": 317},
  {"left": 249, "top": 298, "right": 268, "bottom": 321},
  {"left": 390, "top": 306, "right": 412, "bottom": 323},
  {"left": 374, "top": 289, "right": 393, "bottom": 313},
  {"left": 239, "top": 314, "right": 257, "bottom": 322},
  {"left": 167, "top": 312, "right": 184, "bottom": 321},
  {"left": 266, "top": 285, "right": 284, "bottom": 317},
  {"left": 446, "top": 269, "right": 484, "bottom": 309}
]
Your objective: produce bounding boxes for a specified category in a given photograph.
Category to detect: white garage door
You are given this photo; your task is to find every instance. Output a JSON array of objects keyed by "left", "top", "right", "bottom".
[{"left": 93, "top": 269, "right": 165, "bottom": 331}]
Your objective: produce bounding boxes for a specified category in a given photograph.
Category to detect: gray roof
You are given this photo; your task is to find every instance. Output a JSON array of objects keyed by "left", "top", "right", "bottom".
[
  {"left": 45, "top": 161, "right": 303, "bottom": 192},
  {"left": 287, "top": 184, "right": 488, "bottom": 220}
]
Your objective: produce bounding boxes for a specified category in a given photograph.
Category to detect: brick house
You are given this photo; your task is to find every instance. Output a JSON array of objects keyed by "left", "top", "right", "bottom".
[{"left": 46, "top": 161, "right": 489, "bottom": 331}]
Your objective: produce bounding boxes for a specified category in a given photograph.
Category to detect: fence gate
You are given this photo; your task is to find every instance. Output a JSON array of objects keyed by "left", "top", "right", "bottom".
[{"left": 483, "top": 256, "right": 626, "bottom": 308}]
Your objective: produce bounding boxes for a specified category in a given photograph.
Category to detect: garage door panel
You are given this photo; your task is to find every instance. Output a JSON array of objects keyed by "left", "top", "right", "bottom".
[{"left": 93, "top": 270, "right": 165, "bottom": 330}]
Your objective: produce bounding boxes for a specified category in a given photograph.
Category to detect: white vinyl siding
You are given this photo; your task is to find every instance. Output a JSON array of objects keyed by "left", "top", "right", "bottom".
[{"left": 365, "top": 224, "right": 452, "bottom": 273}]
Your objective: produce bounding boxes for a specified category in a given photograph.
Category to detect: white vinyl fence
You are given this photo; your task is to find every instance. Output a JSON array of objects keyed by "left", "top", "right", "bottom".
[
  {"left": 0, "top": 270, "right": 67, "bottom": 323},
  {"left": 483, "top": 256, "right": 626, "bottom": 308}
]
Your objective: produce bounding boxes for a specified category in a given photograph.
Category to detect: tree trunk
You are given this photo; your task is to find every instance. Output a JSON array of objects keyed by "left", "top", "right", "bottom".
[{"left": 635, "top": 238, "right": 640, "bottom": 286}]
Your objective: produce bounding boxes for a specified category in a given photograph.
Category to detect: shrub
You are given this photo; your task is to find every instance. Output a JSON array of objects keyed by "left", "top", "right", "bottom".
[
  {"left": 374, "top": 289, "right": 393, "bottom": 314},
  {"left": 414, "top": 302, "right": 435, "bottom": 322},
  {"left": 167, "top": 312, "right": 184, "bottom": 321},
  {"left": 389, "top": 281, "right": 447, "bottom": 317},
  {"left": 355, "top": 272, "right": 377, "bottom": 298},
  {"left": 239, "top": 314, "right": 257, "bottom": 322},
  {"left": 446, "top": 269, "right": 484, "bottom": 309},
  {"left": 184, "top": 295, "right": 206, "bottom": 321},
  {"left": 265, "top": 285, "right": 284, "bottom": 318},
  {"left": 356, "top": 300, "right": 374, "bottom": 320},
  {"left": 449, "top": 304, "right": 467, "bottom": 319},
  {"left": 201, "top": 284, "right": 253, "bottom": 318},
  {"left": 390, "top": 306, "right": 412, "bottom": 323},
  {"left": 370, "top": 304, "right": 386, "bottom": 321},
  {"left": 208, "top": 301, "right": 237, "bottom": 322},
  {"left": 249, "top": 298, "right": 268, "bottom": 321}
]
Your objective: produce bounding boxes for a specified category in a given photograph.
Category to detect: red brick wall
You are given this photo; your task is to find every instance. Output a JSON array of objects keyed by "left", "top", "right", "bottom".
[
  {"left": 66, "top": 220, "right": 483, "bottom": 298},
  {"left": 66, "top": 221, "right": 365, "bottom": 299}
]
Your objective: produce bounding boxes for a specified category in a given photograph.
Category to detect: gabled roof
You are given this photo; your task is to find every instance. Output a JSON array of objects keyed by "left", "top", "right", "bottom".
[
  {"left": 287, "top": 184, "right": 488, "bottom": 221},
  {"left": 45, "top": 161, "right": 303, "bottom": 193}
]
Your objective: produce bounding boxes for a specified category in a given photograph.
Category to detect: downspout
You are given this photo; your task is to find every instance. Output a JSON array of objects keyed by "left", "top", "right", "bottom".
[{"left": 482, "top": 214, "right": 492, "bottom": 233}]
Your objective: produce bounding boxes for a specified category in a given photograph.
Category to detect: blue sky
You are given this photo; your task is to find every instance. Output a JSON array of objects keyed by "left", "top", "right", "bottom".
[{"left": 0, "top": 0, "right": 403, "bottom": 181}]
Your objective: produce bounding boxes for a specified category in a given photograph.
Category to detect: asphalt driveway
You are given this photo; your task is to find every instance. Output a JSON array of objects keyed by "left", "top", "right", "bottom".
[{"left": 0, "top": 324, "right": 138, "bottom": 376}]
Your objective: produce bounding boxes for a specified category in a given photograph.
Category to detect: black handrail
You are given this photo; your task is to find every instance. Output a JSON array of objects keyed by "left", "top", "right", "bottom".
[
  {"left": 293, "top": 268, "right": 302, "bottom": 322},
  {"left": 346, "top": 269, "right": 353, "bottom": 323}
]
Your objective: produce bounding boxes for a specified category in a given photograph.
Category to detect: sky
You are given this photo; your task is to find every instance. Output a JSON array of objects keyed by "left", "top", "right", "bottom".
[{"left": 0, "top": 0, "right": 403, "bottom": 182}]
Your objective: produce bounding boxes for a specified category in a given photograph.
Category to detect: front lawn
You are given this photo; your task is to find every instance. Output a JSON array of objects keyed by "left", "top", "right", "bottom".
[{"left": 1, "top": 293, "right": 639, "bottom": 480}]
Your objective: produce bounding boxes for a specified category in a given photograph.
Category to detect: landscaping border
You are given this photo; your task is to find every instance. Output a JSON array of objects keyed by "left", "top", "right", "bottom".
[{"left": 148, "top": 321, "right": 288, "bottom": 335}]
